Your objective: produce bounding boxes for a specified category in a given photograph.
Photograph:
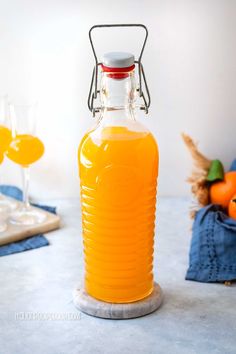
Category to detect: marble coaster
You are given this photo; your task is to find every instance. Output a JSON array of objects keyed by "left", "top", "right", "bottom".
[{"left": 73, "top": 283, "right": 163, "bottom": 319}]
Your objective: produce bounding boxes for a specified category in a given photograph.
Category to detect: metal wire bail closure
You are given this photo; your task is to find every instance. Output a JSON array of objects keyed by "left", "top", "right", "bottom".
[{"left": 88, "top": 24, "right": 151, "bottom": 117}]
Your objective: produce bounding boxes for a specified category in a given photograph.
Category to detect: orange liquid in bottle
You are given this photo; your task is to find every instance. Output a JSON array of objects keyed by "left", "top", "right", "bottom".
[
  {"left": 79, "top": 126, "right": 158, "bottom": 303},
  {"left": 0, "top": 125, "right": 12, "bottom": 163},
  {"left": 6, "top": 134, "right": 44, "bottom": 166}
]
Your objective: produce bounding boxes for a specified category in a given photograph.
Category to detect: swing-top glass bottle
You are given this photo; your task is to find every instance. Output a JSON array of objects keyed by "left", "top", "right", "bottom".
[{"left": 78, "top": 52, "right": 159, "bottom": 303}]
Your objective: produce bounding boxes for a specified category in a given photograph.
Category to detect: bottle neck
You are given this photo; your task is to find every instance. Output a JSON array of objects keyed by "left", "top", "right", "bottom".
[{"left": 100, "top": 70, "right": 137, "bottom": 121}]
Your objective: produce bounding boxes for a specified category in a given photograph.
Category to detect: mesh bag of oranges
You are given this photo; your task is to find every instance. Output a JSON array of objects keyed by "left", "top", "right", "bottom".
[{"left": 182, "top": 134, "right": 236, "bottom": 283}]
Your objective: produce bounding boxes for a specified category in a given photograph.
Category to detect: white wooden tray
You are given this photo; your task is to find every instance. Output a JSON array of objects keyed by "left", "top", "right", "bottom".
[{"left": 0, "top": 198, "right": 60, "bottom": 246}]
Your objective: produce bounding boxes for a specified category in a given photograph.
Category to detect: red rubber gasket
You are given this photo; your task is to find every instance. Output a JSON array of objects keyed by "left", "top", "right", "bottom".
[{"left": 101, "top": 64, "right": 135, "bottom": 79}]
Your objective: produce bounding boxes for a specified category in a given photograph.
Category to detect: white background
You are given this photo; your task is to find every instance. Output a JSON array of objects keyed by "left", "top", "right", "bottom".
[{"left": 0, "top": 0, "right": 235, "bottom": 199}]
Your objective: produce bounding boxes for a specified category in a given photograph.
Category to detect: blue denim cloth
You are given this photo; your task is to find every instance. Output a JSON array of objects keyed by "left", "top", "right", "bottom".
[
  {"left": 186, "top": 160, "right": 236, "bottom": 282},
  {"left": 186, "top": 204, "right": 236, "bottom": 282},
  {"left": 229, "top": 158, "right": 236, "bottom": 172},
  {"left": 0, "top": 185, "right": 56, "bottom": 257}
]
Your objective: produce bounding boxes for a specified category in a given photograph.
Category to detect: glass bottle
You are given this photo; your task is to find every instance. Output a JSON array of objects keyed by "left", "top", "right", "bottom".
[{"left": 78, "top": 52, "right": 159, "bottom": 303}]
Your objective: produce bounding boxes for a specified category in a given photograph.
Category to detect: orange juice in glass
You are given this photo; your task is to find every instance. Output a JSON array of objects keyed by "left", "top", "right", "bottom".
[
  {"left": 6, "top": 102, "right": 46, "bottom": 225},
  {"left": 0, "top": 96, "right": 18, "bottom": 222}
]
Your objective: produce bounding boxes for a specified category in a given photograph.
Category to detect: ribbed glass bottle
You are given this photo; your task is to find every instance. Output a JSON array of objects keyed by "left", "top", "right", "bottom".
[{"left": 78, "top": 63, "right": 158, "bottom": 303}]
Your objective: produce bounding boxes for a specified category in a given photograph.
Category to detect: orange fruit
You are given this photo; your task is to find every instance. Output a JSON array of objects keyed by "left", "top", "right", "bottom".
[
  {"left": 228, "top": 194, "right": 236, "bottom": 220},
  {"left": 210, "top": 171, "right": 236, "bottom": 208}
]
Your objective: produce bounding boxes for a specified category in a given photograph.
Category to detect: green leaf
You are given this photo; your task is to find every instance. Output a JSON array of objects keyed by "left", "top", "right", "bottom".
[{"left": 207, "top": 159, "right": 224, "bottom": 182}]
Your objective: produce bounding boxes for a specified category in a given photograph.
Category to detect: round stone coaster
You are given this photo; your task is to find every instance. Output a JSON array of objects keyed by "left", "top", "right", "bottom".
[{"left": 73, "top": 283, "right": 163, "bottom": 319}]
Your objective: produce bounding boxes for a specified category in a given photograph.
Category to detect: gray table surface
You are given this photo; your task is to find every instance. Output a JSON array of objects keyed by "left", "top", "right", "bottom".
[{"left": 0, "top": 197, "right": 235, "bottom": 354}]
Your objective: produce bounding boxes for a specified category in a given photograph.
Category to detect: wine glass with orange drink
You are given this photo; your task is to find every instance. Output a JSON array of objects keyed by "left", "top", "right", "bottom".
[
  {"left": 0, "top": 96, "right": 18, "bottom": 222},
  {"left": 6, "top": 102, "right": 46, "bottom": 225}
]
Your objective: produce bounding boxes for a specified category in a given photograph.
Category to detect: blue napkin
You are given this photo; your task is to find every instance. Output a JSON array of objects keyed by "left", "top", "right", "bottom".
[
  {"left": 0, "top": 186, "right": 56, "bottom": 257},
  {"left": 186, "top": 204, "right": 236, "bottom": 282},
  {"left": 186, "top": 160, "right": 236, "bottom": 282},
  {"left": 229, "top": 158, "right": 236, "bottom": 172}
]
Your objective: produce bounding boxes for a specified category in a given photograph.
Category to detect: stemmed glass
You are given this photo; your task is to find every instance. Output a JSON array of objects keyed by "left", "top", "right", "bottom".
[
  {"left": 0, "top": 95, "right": 18, "bottom": 232},
  {"left": 6, "top": 102, "right": 46, "bottom": 226}
]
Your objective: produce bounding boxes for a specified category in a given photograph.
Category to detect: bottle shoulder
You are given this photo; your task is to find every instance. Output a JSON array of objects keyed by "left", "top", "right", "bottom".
[
  {"left": 78, "top": 125, "right": 158, "bottom": 165},
  {"left": 81, "top": 118, "right": 156, "bottom": 139},
  {"left": 79, "top": 118, "right": 158, "bottom": 146}
]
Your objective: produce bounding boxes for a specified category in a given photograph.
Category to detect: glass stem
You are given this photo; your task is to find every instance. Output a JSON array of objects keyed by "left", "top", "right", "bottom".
[
  {"left": 22, "top": 167, "right": 30, "bottom": 210},
  {"left": 0, "top": 166, "right": 2, "bottom": 197}
]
